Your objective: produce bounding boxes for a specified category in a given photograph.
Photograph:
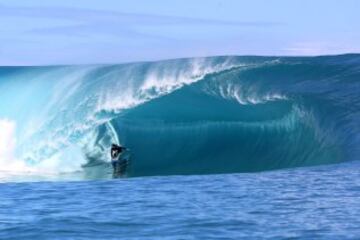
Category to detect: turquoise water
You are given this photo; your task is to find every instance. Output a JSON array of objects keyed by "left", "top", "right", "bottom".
[
  {"left": 1, "top": 163, "right": 360, "bottom": 239},
  {"left": 0, "top": 55, "right": 360, "bottom": 238}
]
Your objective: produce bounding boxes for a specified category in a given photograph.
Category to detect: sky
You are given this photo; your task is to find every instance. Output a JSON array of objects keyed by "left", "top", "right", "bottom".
[{"left": 0, "top": 0, "right": 359, "bottom": 65}]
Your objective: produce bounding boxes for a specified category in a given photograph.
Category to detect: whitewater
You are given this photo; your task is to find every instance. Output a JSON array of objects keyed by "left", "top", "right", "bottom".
[{"left": 0, "top": 55, "right": 359, "bottom": 181}]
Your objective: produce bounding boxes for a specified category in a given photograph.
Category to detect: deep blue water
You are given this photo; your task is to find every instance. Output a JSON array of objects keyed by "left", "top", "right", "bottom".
[{"left": 1, "top": 163, "right": 360, "bottom": 239}]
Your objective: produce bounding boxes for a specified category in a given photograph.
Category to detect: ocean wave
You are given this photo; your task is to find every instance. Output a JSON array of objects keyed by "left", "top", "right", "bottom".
[{"left": 0, "top": 55, "right": 359, "bottom": 178}]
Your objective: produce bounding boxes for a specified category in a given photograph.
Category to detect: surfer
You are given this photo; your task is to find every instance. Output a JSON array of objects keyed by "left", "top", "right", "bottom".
[{"left": 110, "top": 143, "right": 129, "bottom": 177}]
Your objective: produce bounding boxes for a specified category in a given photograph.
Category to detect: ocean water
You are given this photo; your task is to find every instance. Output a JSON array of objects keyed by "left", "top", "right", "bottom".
[
  {"left": 1, "top": 54, "right": 360, "bottom": 238},
  {"left": 1, "top": 163, "right": 360, "bottom": 239}
]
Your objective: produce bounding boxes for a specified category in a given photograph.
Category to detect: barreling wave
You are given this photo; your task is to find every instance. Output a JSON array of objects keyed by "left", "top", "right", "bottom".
[{"left": 0, "top": 54, "right": 359, "bottom": 179}]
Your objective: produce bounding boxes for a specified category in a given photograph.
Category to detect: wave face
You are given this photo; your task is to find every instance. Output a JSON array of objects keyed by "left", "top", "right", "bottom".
[{"left": 0, "top": 55, "right": 359, "bottom": 178}]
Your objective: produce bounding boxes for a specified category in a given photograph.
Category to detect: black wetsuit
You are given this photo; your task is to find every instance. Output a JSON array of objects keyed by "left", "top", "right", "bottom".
[{"left": 111, "top": 144, "right": 128, "bottom": 176}]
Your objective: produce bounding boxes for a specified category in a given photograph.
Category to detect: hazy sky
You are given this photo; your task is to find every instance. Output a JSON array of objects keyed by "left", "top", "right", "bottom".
[{"left": 0, "top": 0, "right": 359, "bottom": 65}]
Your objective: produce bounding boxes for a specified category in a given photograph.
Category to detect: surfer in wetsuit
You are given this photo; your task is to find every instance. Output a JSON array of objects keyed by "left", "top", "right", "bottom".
[{"left": 111, "top": 144, "right": 128, "bottom": 177}]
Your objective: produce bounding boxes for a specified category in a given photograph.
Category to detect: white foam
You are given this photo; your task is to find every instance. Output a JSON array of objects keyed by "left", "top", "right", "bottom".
[
  {"left": 34, "top": 145, "right": 87, "bottom": 173},
  {"left": 0, "top": 119, "right": 32, "bottom": 173},
  {"left": 0, "top": 118, "right": 86, "bottom": 176},
  {"left": 0, "top": 119, "right": 17, "bottom": 165},
  {"left": 213, "top": 82, "right": 288, "bottom": 105},
  {"left": 96, "top": 58, "right": 239, "bottom": 113}
]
